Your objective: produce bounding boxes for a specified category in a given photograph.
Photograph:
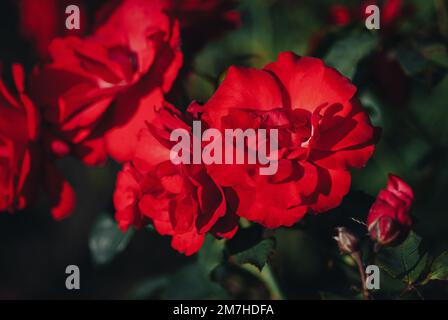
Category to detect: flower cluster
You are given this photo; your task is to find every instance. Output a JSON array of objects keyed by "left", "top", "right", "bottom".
[
  {"left": 2, "top": 0, "right": 383, "bottom": 255},
  {"left": 114, "top": 51, "right": 379, "bottom": 254}
]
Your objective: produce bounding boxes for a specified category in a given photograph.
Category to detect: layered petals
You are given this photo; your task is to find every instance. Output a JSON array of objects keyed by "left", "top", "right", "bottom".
[
  {"left": 113, "top": 107, "right": 239, "bottom": 255},
  {"left": 197, "top": 52, "right": 377, "bottom": 228},
  {"left": 29, "top": 0, "right": 183, "bottom": 165}
]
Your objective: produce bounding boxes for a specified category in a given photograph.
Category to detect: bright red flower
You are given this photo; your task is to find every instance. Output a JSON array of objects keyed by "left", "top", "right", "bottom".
[
  {"left": 367, "top": 174, "right": 413, "bottom": 246},
  {"left": 29, "top": 0, "right": 183, "bottom": 165},
  {"left": 114, "top": 104, "right": 238, "bottom": 256},
  {"left": 0, "top": 64, "right": 75, "bottom": 219},
  {"left": 192, "top": 52, "right": 377, "bottom": 228}
]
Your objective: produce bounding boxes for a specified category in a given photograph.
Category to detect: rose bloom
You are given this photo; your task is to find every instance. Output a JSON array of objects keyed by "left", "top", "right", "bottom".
[
  {"left": 367, "top": 174, "right": 413, "bottom": 246},
  {"left": 0, "top": 64, "right": 75, "bottom": 219},
  {"left": 29, "top": 0, "right": 183, "bottom": 165},
  {"left": 114, "top": 104, "right": 238, "bottom": 255},
  {"left": 191, "top": 52, "right": 378, "bottom": 228}
]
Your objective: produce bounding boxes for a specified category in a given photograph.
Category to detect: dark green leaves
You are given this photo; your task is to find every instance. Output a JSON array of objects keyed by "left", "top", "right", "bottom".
[
  {"left": 324, "top": 31, "right": 378, "bottom": 79},
  {"left": 89, "top": 213, "right": 134, "bottom": 266},
  {"left": 421, "top": 44, "right": 448, "bottom": 68},
  {"left": 376, "top": 232, "right": 429, "bottom": 285},
  {"left": 198, "top": 235, "right": 225, "bottom": 273},
  {"left": 426, "top": 252, "right": 448, "bottom": 282},
  {"left": 396, "top": 42, "right": 448, "bottom": 86},
  {"left": 230, "top": 238, "right": 276, "bottom": 271},
  {"left": 130, "top": 236, "right": 228, "bottom": 299}
]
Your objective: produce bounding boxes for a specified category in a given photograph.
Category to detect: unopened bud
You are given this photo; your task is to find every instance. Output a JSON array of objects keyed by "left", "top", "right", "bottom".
[
  {"left": 334, "top": 227, "right": 360, "bottom": 254},
  {"left": 367, "top": 174, "right": 413, "bottom": 247},
  {"left": 368, "top": 215, "right": 408, "bottom": 246}
]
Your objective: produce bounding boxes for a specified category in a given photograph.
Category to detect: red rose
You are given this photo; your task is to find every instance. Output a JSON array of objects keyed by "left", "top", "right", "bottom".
[
  {"left": 192, "top": 52, "right": 377, "bottom": 228},
  {"left": 114, "top": 104, "right": 238, "bottom": 255},
  {"left": 367, "top": 174, "right": 413, "bottom": 246},
  {"left": 29, "top": 0, "right": 183, "bottom": 165},
  {"left": 0, "top": 64, "right": 75, "bottom": 219}
]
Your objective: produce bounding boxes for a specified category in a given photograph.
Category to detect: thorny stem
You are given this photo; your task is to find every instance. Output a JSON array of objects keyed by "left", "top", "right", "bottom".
[{"left": 351, "top": 251, "right": 370, "bottom": 300}]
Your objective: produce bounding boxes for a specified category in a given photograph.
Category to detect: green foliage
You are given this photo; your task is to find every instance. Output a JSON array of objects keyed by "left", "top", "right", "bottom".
[
  {"left": 324, "top": 31, "right": 378, "bottom": 79},
  {"left": 230, "top": 238, "right": 276, "bottom": 271},
  {"left": 426, "top": 252, "right": 448, "bottom": 282},
  {"left": 162, "top": 264, "right": 228, "bottom": 300},
  {"left": 198, "top": 235, "right": 226, "bottom": 273},
  {"left": 377, "top": 232, "right": 448, "bottom": 289},
  {"left": 78, "top": 0, "right": 448, "bottom": 300},
  {"left": 129, "top": 237, "right": 229, "bottom": 299},
  {"left": 89, "top": 213, "right": 134, "bottom": 266},
  {"left": 128, "top": 276, "right": 169, "bottom": 299},
  {"left": 421, "top": 44, "right": 448, "bottom": 68},
  {"left": 376, "top": 232, "right": 430, "bottom": 285}
]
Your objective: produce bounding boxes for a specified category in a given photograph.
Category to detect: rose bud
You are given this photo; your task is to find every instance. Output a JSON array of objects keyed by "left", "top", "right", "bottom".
[
  {"left": 334, "top": 227, "right": 360, "bottom": 254},
  {"left": 367, "top": 174, "right": 414, "bottom": 246}
]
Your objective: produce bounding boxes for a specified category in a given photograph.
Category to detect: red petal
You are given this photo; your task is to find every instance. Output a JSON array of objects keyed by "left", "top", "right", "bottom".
[
  {"left": 104, "top": 88, "right": 164, "bottom": 163},
  {"left": 171, "top": 230, "right": 205, "bottom": 256},
  {"left": 264, "top": 52, "right": 356, "bottom": 112},
  {"left": 203, "top": 66, "right": 284, "bottom": 129},
  {"left": 44, "top": 162, "right": 76, "bottom": 220}
]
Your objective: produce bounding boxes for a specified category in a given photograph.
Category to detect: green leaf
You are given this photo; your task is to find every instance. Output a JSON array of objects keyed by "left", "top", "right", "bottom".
[
  {"left": 395, "top": 45, "right": 428, "bottom": 77},
  {"left": 376, "top": 232, "right": 430, "bottom": 285},
  {"left": 324, "top": 31, "right": 378, "bottom": 79},
  {"left": 198, "top": 235, "right": 225, "bottom": 274},
  {"left": 128, "top": 276, "right": 169, "bottom": 299},
  {"left": 427, "top": 252, "right": 448, "bottom": 281},
  {"left": 89, "top": 213, "right": 134, "bottom": 266},
  {"left": 421, "top": 44, "right": 448, "bottom": 68},
  {"left": 395, "top": 42, "right": 448, "bottom": 86},
  {"left": 231, "top": 238, "right": 276, "bottom": 271},
  {"left": 163, "top": 264, "right": 228, "bottom": 299},
  {"left": 409, "top": 76, "right": 448, "bottom": 145}
]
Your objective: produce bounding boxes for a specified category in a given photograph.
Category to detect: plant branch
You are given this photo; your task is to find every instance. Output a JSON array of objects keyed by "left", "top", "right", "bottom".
[
  {"left": 352, "top": 252, "right": 370, "bottom": 300},
  {"left": 260, "top": 264, "right": 285, "bottom": 300}
]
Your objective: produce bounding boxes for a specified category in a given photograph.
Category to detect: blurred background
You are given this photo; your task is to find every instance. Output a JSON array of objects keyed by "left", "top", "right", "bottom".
[{"left": 0, "top": 0, "right": 447, "bottom": 299}]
